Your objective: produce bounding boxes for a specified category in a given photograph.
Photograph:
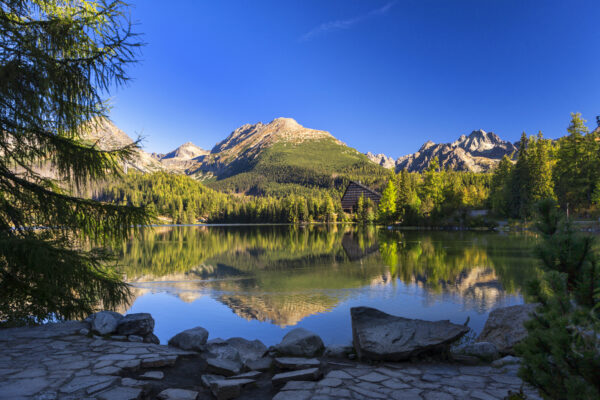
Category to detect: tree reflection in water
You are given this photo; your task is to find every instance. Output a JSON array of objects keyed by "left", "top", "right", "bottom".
[{"left": 115, "top": 225, "right": 541, "bottom": 326}]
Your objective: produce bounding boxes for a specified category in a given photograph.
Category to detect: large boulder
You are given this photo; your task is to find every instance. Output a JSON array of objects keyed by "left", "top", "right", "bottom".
[
  {"left": 205, "top": 339, "right": 241, "bottom": 362},
  {"left": 168, "top": 327, "right": 209, "bottom": 351},
  {"left": 225, "top": 337, "right": 267, "bottom": 363},
  {"left": 451, "top": 341, "right": 499, "bottom": 362},
  {"left": 117, "top": 313, "right": 155, "bottom": 336},
  {"left": 88, "top": 311, "right": 123, "bottom": 335},
  {"left": 477, "top": 303, "right": 538, "bottom": 354},
  {"left": 351, "top": 307, "right": 469, "bottom": 361},
  {"left": 273, "top": 328, "right": 324, "bottom": 357}
]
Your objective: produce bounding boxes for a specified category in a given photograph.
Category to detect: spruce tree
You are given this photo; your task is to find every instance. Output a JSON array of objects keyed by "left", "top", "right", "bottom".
[{"left": 0, "top": 1, "right": 148, "bottom": 323}]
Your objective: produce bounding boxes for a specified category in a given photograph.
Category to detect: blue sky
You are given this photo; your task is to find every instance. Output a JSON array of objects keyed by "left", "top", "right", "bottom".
[{"left": 109, "top": 0, "right": 600, "bottom": 158}]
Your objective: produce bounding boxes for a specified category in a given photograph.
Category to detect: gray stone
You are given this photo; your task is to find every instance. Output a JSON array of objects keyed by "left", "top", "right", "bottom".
[
  {"left": 492, "top": 355, "right": 521, "bottom": 368},
  {"left": 90, "top": 311, "right": 123, "bottom": 335},
  {"left": 273, "top": 390, "right": 312, "bottom": 400},
  {"left": 317, "top": 378, "right": 342, "bottom": 387},
  {"left": 97, "top": 386, "right": 142, "bottom": 400},
  {"left": 244, "top": 356, "right": 273, "bottom": 371},
  {"left": 205, "top": 339, "right": 241, "bottom": 362},
  {"left": 201, "top": 374, "right": 225, "bottom": 388},
  {"left": 117, "top": 313, "right": 154, "bottom": 336},
  {"left": 120, "top": 378, "right": 146, "bottom": 388},
  {"left": 275, "top": 357, "right": 320, "bottom": 370},
  {"left": 157, "top": 388, "right": 199, "bottom": 400},
  {"left": 360, "top": 372, "right": 388, "bottom": 383},
  {"left": 423, "top": 392, "right": 454, "bottom": 400},
  {"left": 140, "top": 355, "right": 176, "bottom": 368},
  {"left": 381, "top": 379, "right": 412, "bottom": 389},
  {"left": 227, "top": 370, "right": 262, "bottom": 380},
  {"left": 274, "top": 328, "right": 324, "bottom": 357},
  {"left": 477, "top": 303, "right": 538, "bottom": 354},
  {"left": 281, "top": 381, "right": 317, "bottom": 390},
  {"left": 140, "top": 371, "right": 164, "bottom": 380},
  {"left": 225, "top": 337, "right": 267, "bottom": 362},
  {"left": 168, "top": 327, "right": 208, "bottom": 351},
  {"left": 79, "top": 329, "right": 90, "bottom": 336},
  {"left": 351, "top": 306, "right": 469, "bottom": 361},
  {"left": 144, "top": 334, "right": 160, "bottom": 344},
  {"left": 127, "top": 335, "right": 143, "bottom": 342},
  {"left": 323, "top": 345, "right": 353, "bottom": 358},
  {"left": 206, "top": 357, "right": 242, "bottom": 377},
  {"left": 95, "top": 366, "right": 121, "bottom": 375},
  {"left": 111, "top": 335, "right": 127, "bottom": 340},
  {"left": 0, "top": 377, "right": 52, "bottom": 397},
  {"left": 210, "top": 379, "right": 254, "bottom": 400},
  {"left": 324, "top": 370, "right": 352, "bottom": 380},
  {"left": 272, "top": 368, "right": 321, "bottom": 386},
  {"left": 451, "top": 341, "right": 499, "bottom": 361},
  {"left": 388, "top": 388, "right": 423, "bottom": 400},
  {"left": 59, "top": 375, "right": 118, "bottom": 394}
]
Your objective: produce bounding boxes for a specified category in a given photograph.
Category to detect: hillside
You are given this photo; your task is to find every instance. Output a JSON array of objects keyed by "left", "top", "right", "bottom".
[
  {"left": 367, "top": 130, "right": 517, "bottom": 173},
  {"left": 197, "top": 118, "right": 388, "bottom": 195}
]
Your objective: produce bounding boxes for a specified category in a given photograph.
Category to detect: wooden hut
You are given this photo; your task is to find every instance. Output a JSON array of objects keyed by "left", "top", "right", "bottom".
[{"left": 341, "top": 181, "right": 382, "bottom": 212}]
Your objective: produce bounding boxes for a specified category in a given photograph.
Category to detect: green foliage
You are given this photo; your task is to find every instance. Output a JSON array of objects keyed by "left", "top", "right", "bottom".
[
  {"left": 377, "top": 176, "right": 397, "bottom": 224},
  {"left": 206, "top": 138, "right": 389, "bottom": 197},
  {"left": 0, "top": 1, "right": 148, "bottom": 323},
  {"left": 516, "top": 200, "right": 600, "bottom": 399}
]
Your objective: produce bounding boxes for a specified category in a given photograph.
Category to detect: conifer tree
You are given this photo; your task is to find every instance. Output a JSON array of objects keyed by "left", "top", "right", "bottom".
[
  {"left": 0, "top": 1, "right": 148, "bottom": 323},
  {"left": 377, "top": 176, "right": 397, "bottom": 224}
]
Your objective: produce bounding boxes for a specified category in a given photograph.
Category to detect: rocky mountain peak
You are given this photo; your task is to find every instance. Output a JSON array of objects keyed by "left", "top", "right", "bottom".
[
  {"left": 160, "top": 142, "right": 208, "bottom": 160},
  {"left": 365, "top": 152, "right": 395, "bottom": 169},
  {"left": 419, "top": 140, "right": 436, "bottom": 152}
]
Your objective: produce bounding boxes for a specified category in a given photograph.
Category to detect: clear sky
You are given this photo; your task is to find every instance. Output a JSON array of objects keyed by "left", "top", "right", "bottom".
[{"left": 109, "top": 0, "right": 600, "bottom": 158}]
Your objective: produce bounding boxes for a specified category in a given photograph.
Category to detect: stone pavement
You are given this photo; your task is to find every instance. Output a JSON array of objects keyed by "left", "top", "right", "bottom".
[
  {"left": 0, "top": 321, "right": 544, "bottom": 400},
  {"left": 274, "top": 361, "right": 543, "bottom": 400},
  {"left": 0, "top": 321, "right": 193, "bottom": 400}
]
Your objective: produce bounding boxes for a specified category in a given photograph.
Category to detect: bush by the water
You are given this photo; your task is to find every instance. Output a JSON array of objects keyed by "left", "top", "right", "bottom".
[{"left": 516, "top": 199, "right": 600, "bottom": 399}]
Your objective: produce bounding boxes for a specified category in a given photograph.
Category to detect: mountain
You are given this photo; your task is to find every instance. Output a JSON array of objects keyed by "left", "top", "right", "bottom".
[
  {"left": 152, "top": 142, "right": 209, "bottom": 173},
  {"left": 365, "top": 152, "right": 395, "bottom": 169},
  {"left": 190, "top": 117, "right": 387, "bottom": 195},
  {"left": 369, "top": 129, "right": 517, "bottom": 173}
]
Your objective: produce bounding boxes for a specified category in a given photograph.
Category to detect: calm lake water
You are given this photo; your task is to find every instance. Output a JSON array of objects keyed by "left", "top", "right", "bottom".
[{"left": 117, "top": 225, "right": 541, "bottom": 346}]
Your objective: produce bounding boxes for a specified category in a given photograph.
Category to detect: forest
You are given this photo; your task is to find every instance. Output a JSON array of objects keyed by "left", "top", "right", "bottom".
[{"left": 99, "top": 113, "right": 600, "bottom": 227}]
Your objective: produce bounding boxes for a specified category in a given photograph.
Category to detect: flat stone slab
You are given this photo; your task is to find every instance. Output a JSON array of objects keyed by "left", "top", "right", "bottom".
[
  {"left": 206, "top": 357, "right": 242, "bottom": 377},
  {"left": 272, "top": 367, "right": 321, "bottom": 386},
  {"left": 157, "top": 388, "right": 200, "bottom": 400},
  {"left": 274, "top": 357, "right": 320, "bottom": 370},
  {"left": 97, "top": 386, "right": 142, "bottom": 400},
  {"left": 210, "top": 379, "right": 255, "bottom": 400},
  {"left": 140, "top": 370, "right": 164, "bottom": 380},
  {"left": 351, "top": 306, "right": 469, "bottom": 361}
]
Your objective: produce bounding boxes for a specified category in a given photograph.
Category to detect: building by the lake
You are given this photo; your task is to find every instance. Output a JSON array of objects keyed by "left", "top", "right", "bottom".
[{"left": 341, "top": 181, "right": 382, "bottom": 212}]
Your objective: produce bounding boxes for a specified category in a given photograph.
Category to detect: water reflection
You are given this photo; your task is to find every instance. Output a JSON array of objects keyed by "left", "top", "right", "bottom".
[{"left": 116, "top": 225, "right": 540, "bottom": 343}]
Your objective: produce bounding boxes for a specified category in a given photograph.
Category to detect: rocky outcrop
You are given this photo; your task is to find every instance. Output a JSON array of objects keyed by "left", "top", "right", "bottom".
[
  {"left": 88, "top": 311, "right": 123, "bottom": 335},
  {"left": 477, "top": 303, "right": 538, "bottom": 354},
  {"left": 365, "top": 152, "right": 395, "bottom": 169},
  {"left": 395, "top": 129, "right": 517, "bottom": 172},
  {"left": 116, "top": 313, "right": 155, "bottom": 336},
  {"left": 168, "top": 326, "right": 209, "bottom": 351},
  {"left": 351, "top": 307, "right": 469, "bottom": 361},
  {"left": 273, "top": 328, "right": 325, "bottom": 357}
]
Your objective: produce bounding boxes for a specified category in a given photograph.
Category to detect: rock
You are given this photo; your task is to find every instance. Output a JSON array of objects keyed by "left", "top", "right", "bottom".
[
  {"left": 492, "top": 355, "right": 522, "bottom": 368},
  {"left": 201, "top": 374, "right": 225, "bottom": 388},
  {"left": 111, "top": 335, "right": 127, "bottom": 340},
  {"left": 168, "top": 327, "right": 208, "bottom": 351},
  {"left": 351, "top": 306, "right": 469, "bottom": 361},
  {"left": 117, "top": 313, "right": 155, "bottom": 336},
  {"left": 451, "top": 342, "right": 499, "bottom": 362},
  {"left": 244, "top": 356, "right": 273, "bottom": 371},
  {"left": 144, "top": 333, "right": 160, "bottom": 344},
  {"left": 210, "top": 379, "right": 255, "bottom": 400},
  {"left": 273, "top": 328, "right": 324, "bottom": 357},
  {"left": 97, "top": 386, "right": 142, "bottom": 400},
  {"left": 79, "top": 328, "right": 90, "bottom": 336},
  {"left": 157, "top": 388, "right": 199, "bottom": 400},
  {"left": 227, "top": 371, "right": 262, "bottom": 380},
  {"left": 89, "top": 311, "right": 123, "bottom": 335},
  {"left": 225, "top": 337, "right": 267, "bottom": 362},
  {"left": 450, "top": 354, "right": 480, "bottom": 365},
  {"left": 205, "top": 339, "right": 241, "bottom": 362},
  {"left": 324, "top": 345, "right": 354, "bottom": 358},
  {"left": 128, "top": 335, "right": 144, "bottom": 342},
  {"left": 140, "top": 371, "right": 164, "bottom": 380},
  {"left": 274, "top": 357, "right": 320, "bottom": 370},
  {"left": 477, "top": 303, "right": 538, "bottom": 354},
  {"left": 272, "top": 368, "right": 321, "bottom": 386},
  {"left": 206, "top": 358, "right": 242, "bottom": 376}
]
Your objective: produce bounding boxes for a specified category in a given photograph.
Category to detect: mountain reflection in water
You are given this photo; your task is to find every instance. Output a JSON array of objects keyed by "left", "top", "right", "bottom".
[{"left": 116, "top": 225, "right": 540, "bottom": 344}]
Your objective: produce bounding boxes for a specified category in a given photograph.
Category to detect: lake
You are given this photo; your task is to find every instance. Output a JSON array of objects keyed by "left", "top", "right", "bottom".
[{"left": 117, "top": 224, "right": 540, "bottom": 346}]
